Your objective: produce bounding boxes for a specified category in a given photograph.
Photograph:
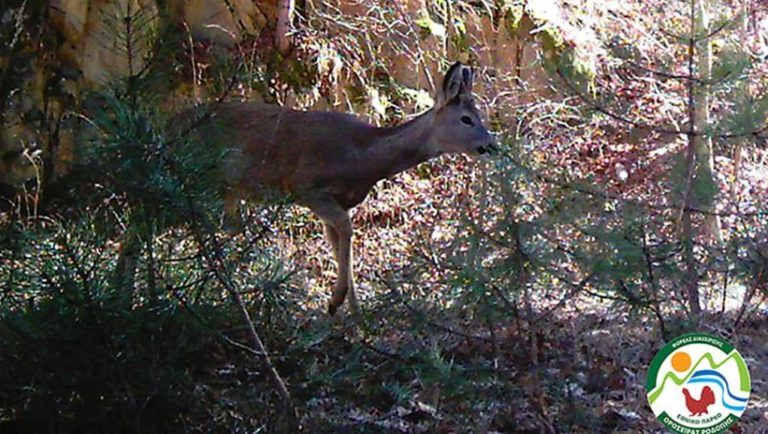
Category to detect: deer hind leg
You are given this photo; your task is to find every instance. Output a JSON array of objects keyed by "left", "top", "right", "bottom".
[
  {"left": 221, "top": 189, "right": 244, "bottom": 233},
  {"left": 305, "top": 197, "right": 354, "bottom": 315},
  {"left": 323, "top": 223, "right": 340, "bottom": 262},
  {"left": 114, "top": 231, "right": 139, "bottom": 295}
]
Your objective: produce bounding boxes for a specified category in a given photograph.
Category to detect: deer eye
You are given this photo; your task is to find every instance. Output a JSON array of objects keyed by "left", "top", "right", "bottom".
[{"left": 461, "top": 116, "right": 473, "bottom": 126}]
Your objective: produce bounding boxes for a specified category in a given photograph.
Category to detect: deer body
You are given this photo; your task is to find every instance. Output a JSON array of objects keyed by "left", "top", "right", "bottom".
[
  {"left": 187, "top": 62, "right": 495, "bottom": 314},
  {"left": 205, "top": 102, "right": 437, "bottom": 210}
]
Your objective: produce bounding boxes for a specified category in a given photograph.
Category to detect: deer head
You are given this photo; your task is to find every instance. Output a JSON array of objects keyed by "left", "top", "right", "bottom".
[{"left": 428, "top": 62, "right": 497, "bottom": 156}]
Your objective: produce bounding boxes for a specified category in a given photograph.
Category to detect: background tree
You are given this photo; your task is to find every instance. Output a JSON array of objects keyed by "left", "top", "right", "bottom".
[{"left": 549, "top": 0, "right": 768, "bottom": 324}]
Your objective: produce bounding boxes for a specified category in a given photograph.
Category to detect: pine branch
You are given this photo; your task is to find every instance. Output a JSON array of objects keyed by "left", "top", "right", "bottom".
[
  {"left": 555, "top": 67, "right": 690, "bottom": 136},
  {"left": 656, "top": 17, "right": 733, "bottom": 44},
  {"left": 621, "top": 57, "right": 733, "bottom": 86},
  {"left": 0, "top": 1, "right": 28, "bottom": 115},
  {"left": 159, "top": 136, "right": 295, "bottom": 416},
  {"left": 554, "top": 66, "right": 768, "bottom": 140},
  {"left": 498, "top": 151, "right": 768, "bottom": 217}
]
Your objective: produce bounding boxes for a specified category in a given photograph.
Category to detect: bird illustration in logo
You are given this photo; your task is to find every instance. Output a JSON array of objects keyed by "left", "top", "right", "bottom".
[{"left": 682, "top": 386, "right": 715, "bottom": 416}]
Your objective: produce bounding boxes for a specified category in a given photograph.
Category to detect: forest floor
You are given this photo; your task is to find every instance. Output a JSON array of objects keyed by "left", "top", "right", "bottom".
[
  {"left": 201, "top": 157, "right": 768, "bottom": 433},
  {"left": 205, "top": 292, "right": 767, "bottom": 433}
]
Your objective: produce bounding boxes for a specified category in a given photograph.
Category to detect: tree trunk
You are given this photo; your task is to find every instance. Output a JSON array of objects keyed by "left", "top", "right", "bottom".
[
  {"left": 733, "top": 0, "right": 750, "bottom": 185},
  {"left": 695, "top": 0, "right": 723, "bottom": 244},
  {"left": 275, "top": 0, "right": 295, "bottom": 57},
  {"left": 683, "top": 0, "right": 702, "bottom": 321}
]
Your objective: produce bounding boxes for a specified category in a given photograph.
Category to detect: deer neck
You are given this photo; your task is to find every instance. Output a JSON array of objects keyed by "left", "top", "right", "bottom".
[{"left": 368, "top": 110, "right": 439, "bottom": 181}]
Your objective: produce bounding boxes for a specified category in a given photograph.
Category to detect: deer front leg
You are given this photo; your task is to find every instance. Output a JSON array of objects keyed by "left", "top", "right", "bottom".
[
  {"left": 324, "top": 221, "right": 360, "bottom": 316},
  {"left": 327, "top": 213, "right": 354, "bottom": 315},
  {"left": 305, "top": 197, "right": 355, "bottom": 315}
]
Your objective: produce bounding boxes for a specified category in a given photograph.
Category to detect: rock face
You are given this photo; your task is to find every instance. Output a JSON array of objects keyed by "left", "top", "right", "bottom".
[
  {"left": 49, "top": 0, "right": 269, "bottom": 82},
  {"left": 0, "top": 0, "right": 597, "bottom": 188},
  {"left": 172, "top": 0, "right": 269, "bottom": 46}
]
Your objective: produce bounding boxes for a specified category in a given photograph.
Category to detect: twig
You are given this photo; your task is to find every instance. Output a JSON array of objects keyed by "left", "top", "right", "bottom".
[
  {"left": 641, "top": 228, "right": 669, "bottom": 339},
  {"left": 380, "top": 274, "right": 493, "bottom": 343},
  {"left": 170, "top": 164, "right": 294, "bottom": 411},
  {"left": 733, "top": 268, "right": 764, "bottom": 330},
  {"left": 155, "top": 70, "right": 295, "bottom": 413},
  {"left": 171, "top": 287, "right": 272, "bottom": 357},
  {"left": 0, "top": 1, "right": 27, "bottom": 112},
  {"left": 554, "top": 67, "right": 768, "bottom": 140},
  {"left": 656, "top": 17, "right": 733, "bottom": 44},
  {"left": 533, "top": 270, "right": 596, "bottom": 322},
  {"left": 498, "top": 151, "right": 768, "bottom": 217},
  {"left": 621, "top": 57, "right": 732, "bottom": 86}
]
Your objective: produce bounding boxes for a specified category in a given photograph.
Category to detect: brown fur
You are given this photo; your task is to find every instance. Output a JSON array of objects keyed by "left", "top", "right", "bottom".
[{"left": 186, "top": 62, "right": 495, "bottom": 314}]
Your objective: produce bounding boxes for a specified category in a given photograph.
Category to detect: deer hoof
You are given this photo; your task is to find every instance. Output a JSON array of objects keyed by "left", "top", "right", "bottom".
[
  {"left": 328, "top": 284, "right": 348, "bottom": 315},
  {"left": 328, "top": 295, "right": 345, "bottom": 316},
  {"left": 328, "top": 302, "right": 339, "bottom": 316}
]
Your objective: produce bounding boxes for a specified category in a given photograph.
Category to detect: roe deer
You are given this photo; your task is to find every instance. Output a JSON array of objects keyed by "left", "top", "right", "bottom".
[{"left": 186, "top": 62, "right": 496, "bottom": 314}]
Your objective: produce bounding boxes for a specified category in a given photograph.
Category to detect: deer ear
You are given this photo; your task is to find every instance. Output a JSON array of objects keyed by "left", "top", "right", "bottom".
[
  {"left": 461, "top": 65, "right": 474, "bottom": 93},
  {"left": 437, "top": 62, "right": 472, "bottom": 107}
]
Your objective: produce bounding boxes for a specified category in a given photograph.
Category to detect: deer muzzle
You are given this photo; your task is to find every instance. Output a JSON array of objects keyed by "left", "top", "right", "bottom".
[{"left": 476, "top": 142, "right": 498, "bottom": 155}]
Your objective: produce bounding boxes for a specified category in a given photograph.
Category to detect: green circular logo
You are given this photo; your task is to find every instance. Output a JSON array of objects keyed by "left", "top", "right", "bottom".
[{"left": 646, "top": 333, "right": 751, "bottom": 434}]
